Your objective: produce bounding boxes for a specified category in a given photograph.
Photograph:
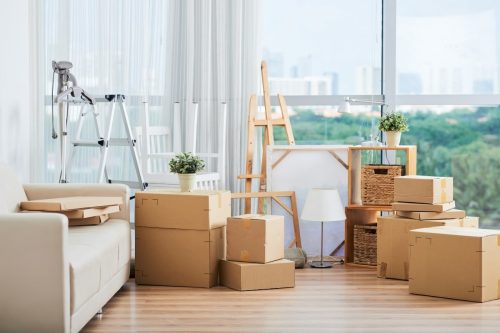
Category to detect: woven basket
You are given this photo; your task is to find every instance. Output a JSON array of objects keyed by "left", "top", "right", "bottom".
[
  {"left": 353, "top": 223, "right": 377, "bottom": 266},
  {"left": 361, "top": 164, "right": 404, "bottom": 205}
]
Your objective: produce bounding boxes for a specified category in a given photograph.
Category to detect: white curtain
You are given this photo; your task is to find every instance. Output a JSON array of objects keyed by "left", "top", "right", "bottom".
[
  {"left": 164, "top": 0, "right": 260, "bottom": 193},
  {"left": 37, "top": 0, "right": 260, "bottom": 194}
]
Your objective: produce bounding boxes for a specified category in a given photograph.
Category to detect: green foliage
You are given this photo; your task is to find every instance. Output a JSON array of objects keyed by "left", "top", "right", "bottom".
[
  {"left": 274, "top": 105, "right": 500, "bottom": 228},
  {"left": 169, "top": 152, "right": 205, "bottom": 174},
  {"left": 378, "top": 112, "right": 409, "bottom": 132}
]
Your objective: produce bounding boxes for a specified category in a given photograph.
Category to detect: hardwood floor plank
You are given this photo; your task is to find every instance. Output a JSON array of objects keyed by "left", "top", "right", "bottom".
[{"left": 83, "top": 266, "right": 500, "bottom": 333}]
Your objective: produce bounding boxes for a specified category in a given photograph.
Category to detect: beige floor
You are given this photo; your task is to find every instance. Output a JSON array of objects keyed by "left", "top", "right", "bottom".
[{"left": 82, "top": 265, "right": 500, "bottom": 333}]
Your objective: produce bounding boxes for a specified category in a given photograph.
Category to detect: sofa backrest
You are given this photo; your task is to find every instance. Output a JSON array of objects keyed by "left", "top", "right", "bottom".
[{"left": 0, "top": 163, "right": 28, "bottom": 213}]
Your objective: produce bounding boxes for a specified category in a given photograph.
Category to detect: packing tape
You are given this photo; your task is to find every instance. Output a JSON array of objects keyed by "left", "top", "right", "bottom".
[
  {"left": 498, "top": 280, "right": 500, "bottom": 299},
  {"left": 440, "top": 178, "right": 448, "bottom": 203},
  {"left": 497, "top": 235, "right": 500, "bottom": 247},
  {"left": 240, "top": 250, "right": 250, "bottom": 261},
  {"left": 378, "top": 262, "right": 387, "bottom": 278},
  {"left": 404, "top": 262, "right": 409, "bottom": 280},
  {"left": 243, "top": 220, "right": 252, "bottom": 230}
]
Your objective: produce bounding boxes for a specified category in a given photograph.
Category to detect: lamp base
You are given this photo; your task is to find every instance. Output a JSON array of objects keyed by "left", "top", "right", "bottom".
[{"left": 310, "top": 261, "right": 333, "bottom": 268}]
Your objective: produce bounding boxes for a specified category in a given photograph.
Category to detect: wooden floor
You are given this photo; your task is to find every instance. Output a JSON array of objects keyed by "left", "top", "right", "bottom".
[{"left": 83, "top": 265, "right": 500, "bottom": 333}]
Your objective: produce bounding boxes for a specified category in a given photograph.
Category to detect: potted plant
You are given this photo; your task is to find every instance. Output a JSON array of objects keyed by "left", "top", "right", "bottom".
[
  {"left": 169, "top": 152, "right": 205, "bottom": 192},
  {"left": 378, "top": 112, "right": 409, "bottom": 147}
]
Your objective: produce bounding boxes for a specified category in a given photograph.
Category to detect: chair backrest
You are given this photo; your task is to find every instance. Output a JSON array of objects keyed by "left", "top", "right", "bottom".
[
  {"left": 0, "top": 163, "right": 28, "bottom": 213},
  {"left": 195, "top": 173, "right": 220, "bottom": 191}
]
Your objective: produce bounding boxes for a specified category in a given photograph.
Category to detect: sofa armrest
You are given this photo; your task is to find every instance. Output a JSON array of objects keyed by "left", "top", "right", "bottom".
[
  {"left": 23, "top": 183, "right": 130, "bottom": 222},
  {"left": 0, "top": 213, "right": 70, "bottom": 333}
]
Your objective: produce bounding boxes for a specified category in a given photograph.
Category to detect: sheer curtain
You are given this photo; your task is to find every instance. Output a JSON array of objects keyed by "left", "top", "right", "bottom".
[{"left": 36, "top": 0, "right": 260, "bottom": 193}]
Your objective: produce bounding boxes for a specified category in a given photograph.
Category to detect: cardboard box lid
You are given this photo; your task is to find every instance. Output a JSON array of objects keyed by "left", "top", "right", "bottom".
[
  {"left": 410, "top": 226, "right": 500, "bottom": 238},
  {"left": 231, "top": 214, "right": 283, "bottom": 222},
  {"left": 20, "top": 196, "right": 123, "bottom": 212},
  {"left": 63, "top": 205, "right": 120, "bottom": 219},
  {"left": 397, "top": 209, "right": 465, "bottom": 220},
  {"left": 392, "top": 201, "right": 455, "bottom": 212},
  {"left": 135, "top": 190, "right": 231, "bottom": 230},
  {"left": 394, "top": 176, "right": 453, "bottom": 204}
]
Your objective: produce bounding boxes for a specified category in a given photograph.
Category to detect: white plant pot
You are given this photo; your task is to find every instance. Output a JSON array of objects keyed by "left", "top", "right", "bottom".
[
  {"left": 385, "top": 131, "right": 402, "bottom": 148},
  {"left": 178, "top": 173, "right": 197, "bottom": 192}
]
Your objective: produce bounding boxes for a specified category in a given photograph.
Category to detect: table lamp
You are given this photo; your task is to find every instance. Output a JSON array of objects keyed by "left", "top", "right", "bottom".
[{"left": 301, "top": 188, "right": 346, "bottom": 268}]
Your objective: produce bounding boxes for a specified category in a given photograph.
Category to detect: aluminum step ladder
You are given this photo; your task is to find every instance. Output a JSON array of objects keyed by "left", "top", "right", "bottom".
[{"left": 65, "top": 94, "right": 148, "bottom": 190}]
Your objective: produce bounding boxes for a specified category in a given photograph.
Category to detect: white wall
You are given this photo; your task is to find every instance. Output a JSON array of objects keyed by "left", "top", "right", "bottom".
[{"left": 0, "top": 0, "right": 33, "bottom": 182}]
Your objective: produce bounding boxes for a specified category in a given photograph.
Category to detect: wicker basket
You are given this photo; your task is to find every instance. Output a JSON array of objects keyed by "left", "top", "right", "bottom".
[
  {"left": 353, "top": 223, "right": 377, "bottom": 266},
  {"left": 361, "top": 164, "right": 404, "bottom": 205}
]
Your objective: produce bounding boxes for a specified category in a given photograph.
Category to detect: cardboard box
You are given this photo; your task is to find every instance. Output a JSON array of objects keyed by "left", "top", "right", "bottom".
[
  {"left": 135, "top": 190, "right": 231, "bottom": 230},
  {"left": 63, "top": 205, "right": 120, "bottom": 219},
  {"left": 377, "top": 215, "right": 478, "bottom": 280},
  {"left": 396, "top": 209, "right": 465, "bottom": 220},
  {"left": 219, "top": 259, "right": 295, "bottom": 291},
  {"left": 409, "top": 226, "right": 500, "bottom": 302},
  {"left": 21, "top": 196, "right": 123, "bottom": 211},
  {"left": 227, "top": 214, "right": 284, "bottom": 263},
  {"left": 392, "top": 201, "right": 455, "bottom": 212},
  {"left": 68, "top": 214, "right": 109, "bottom": 226},
  {"left": 394, "top": 176, "right": 453, "bottom": 204},
  {"left": 135, "top": 226, "right": 225, "bottom": 288}
]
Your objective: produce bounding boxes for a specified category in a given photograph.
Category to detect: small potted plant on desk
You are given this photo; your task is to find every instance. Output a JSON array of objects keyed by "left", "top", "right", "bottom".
[
  {"left": 378, "top": 111, "right": 409, "bottom": 147},
  {"left": 169, "top": 152, "right": 205, "bottom": 192}
]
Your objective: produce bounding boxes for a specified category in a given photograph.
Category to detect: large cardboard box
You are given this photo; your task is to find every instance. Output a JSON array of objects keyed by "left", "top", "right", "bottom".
[
  {"left": 21, "top": 196, "right": 123, "bottom": 211},
  {"left": 377, "top": 215, "right": 478, "bottom": 280},
  {"left": 135, "top": 226, "right": 225, "bottom": 288},
  {"left": 135, "top": 190, "right": 231, "bottom": 230},
  {"left": 392, "top": 201, "right": 455, "bottom": 212},
  {"left": 394, "top": 176, "right": 453, "bottom": 204},
  {"left": 227, "top": 214, "right": 284, "bottom": 263},
  {"left": 409, "top": 226, "right": 500, "bottom": 302},
  {"left": 396, "top": 209, "right": 465, "bottom": 220},
  {"left": 219, "top": 259, "right": 295, "bottom": 291}
]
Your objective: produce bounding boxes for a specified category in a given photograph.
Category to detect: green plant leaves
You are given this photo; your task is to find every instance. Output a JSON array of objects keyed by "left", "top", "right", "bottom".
[
  {"left": 378, "top": 112, "right": 409, "bottom": 132},
  {"left": 168, "top": 152, "right": 206, "bottom": 174}
]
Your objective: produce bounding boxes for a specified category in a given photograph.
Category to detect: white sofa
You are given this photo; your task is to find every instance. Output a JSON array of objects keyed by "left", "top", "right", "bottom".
[{"left": 0, "top": 164, "right": 131, "bottom": 333}]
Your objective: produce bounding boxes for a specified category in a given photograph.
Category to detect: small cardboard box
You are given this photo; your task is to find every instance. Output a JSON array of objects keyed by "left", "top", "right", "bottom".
[
  {"left": 21, "top": 196, "right": 123, "bottom": 211},
  {"left": 397, "top": 209, "right": 465, "bottom": 220},
  {"left": 227, "top": 214, "right": 284, "bottom": 263},
  {"left": 135, "top": 226, "right": 225, "bottom": 288},
  {"left": 68, "top": 214, "right": 109, "bottom": 226},
  {"left": 392, "top": 201, "right": 455, "bottom": 212},
  {"left": 394, "top": 176, "right": 453, "bottom": 204},
  {"left": 377, "top": 215, "right": 478, "bottom": 280},
  {"left": 409, "top": 226, "right": 500, "bottom": 302},
  {"left": 219, "top": 259, "right": 295, "bottom": 291},
  {"left": 135, "top": 190, "right": 231, "bottom": 230}
]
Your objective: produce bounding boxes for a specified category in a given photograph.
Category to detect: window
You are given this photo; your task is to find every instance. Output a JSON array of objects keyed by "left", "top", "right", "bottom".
[{"left": 396, "top": 0, "right": 500, "bottom": 95}]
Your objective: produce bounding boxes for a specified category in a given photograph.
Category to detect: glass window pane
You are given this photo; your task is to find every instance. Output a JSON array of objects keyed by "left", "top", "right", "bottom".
[
  {"left": 398, "top": 105, "right": 500, "bottom": 228},
  {"left": 397, "top": 0, "right": 500, "bottom": 94},
  {"left": 261, "top": 0, "right": 382, "bottom": 95}
]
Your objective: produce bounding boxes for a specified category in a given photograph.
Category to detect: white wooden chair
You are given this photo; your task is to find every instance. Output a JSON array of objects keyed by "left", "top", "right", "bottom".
[{"left": 135, "top": 101, "right": 227, "bottom": 191}]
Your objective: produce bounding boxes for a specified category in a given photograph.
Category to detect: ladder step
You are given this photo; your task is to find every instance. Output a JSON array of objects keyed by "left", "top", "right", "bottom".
[
  {"left": 108, "top": 138, "right": 134, "bottom": 146},
  {"left": 72, "top": 140, "right": 102, "bottom": 147}
]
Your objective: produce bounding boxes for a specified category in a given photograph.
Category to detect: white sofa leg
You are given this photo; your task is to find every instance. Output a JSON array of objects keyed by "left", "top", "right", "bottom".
[{"left": 97, "top": 308, "right": 103, "bottom": 315}]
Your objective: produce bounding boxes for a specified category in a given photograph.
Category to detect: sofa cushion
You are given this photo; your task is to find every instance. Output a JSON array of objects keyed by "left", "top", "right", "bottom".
[
  {"left": 67, "top": 219, "right": 130, "bottom": 314},
  {"left": 0, "top": 164, "right": 28, "bottom": 213}
]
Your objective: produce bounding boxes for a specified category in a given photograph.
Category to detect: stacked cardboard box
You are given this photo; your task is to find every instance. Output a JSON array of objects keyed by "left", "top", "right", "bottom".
[
  {"left": 377, "top": 176, "right": 479, "bottom": 280},
  {"left": 220, "top": 214, "right": 295, "bottom": 291},
  {"left": 134, "top": 190, "right": 231, "bottom": 288}
]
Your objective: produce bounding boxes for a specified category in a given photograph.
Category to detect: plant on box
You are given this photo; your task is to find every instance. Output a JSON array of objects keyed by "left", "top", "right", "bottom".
[
  {"left": 169, "top": 152, "right": 205, "bottom": 192},
  {"left": 378, "top": 112, "right": 409, "bottom": 147}
]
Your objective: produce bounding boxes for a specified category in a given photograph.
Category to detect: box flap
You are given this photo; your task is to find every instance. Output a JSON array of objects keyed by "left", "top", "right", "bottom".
[{"left": 21, "top": 196, "right": 123, "bottom": 211}]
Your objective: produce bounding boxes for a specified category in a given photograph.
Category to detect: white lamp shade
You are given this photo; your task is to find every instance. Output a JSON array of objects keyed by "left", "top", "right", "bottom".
[
  {"left": 301, "top": 188, "right": 346, "bottom": 222},
  {"left": 338, "top": 99, "right": 351, "bottom": 114}
]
